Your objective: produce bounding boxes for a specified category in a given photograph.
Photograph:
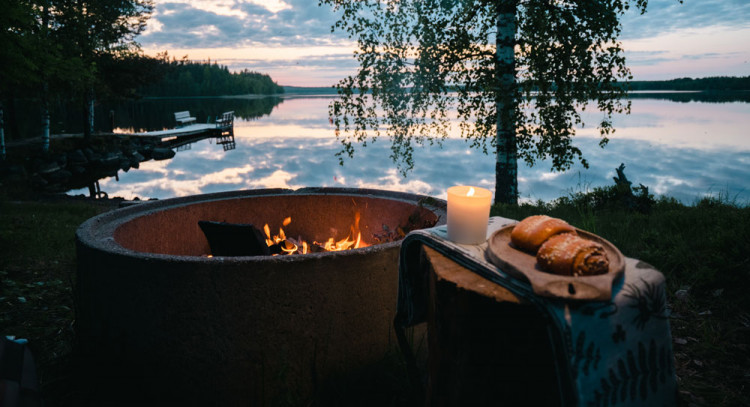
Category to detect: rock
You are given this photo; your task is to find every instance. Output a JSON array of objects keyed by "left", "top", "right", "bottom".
[
  {"left": 99, "top": 152, "right": 121, "bottom": 170},
  {"left": 45, "top": 169, "right": 72, "bottom": 184},
  {"left": 675, "top": 289, "right": 689, "bottom": 302},
  {"left": 68, "top": 149, "right": 88, "bottom": 166},
  {"left": 138, "top": 144, "right": 155, "bottom": 159},
  {"left": 54, "top": 153, "right": 67, "bottom": 168},
  {"left": 131, "top": 151, "right": 145, "bottom": 162},
  {"left": 70, "top": 165, "right": 87, "bottom": 175},
  {"left": 31, "top": 174, "right": 48, "bottom": 187},
  {"left": 152, "top": 147, "right": 175, "bottom": 160},
  {"left": 85, "top": 149, "right": 103, "bottom": 165},
  {"left": 38, "top": 161, "right": 61, "bottom": 174}
]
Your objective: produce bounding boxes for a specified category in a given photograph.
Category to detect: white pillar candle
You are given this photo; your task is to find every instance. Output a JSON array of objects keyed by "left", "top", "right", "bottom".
[{"left": 447, "top": 186, "right": 492, "bottom": 244}]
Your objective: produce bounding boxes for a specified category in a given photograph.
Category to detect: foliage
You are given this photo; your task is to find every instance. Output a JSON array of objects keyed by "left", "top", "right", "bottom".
[
  {"left": 321, "top": 0, "right": 681, "bottom": 204},
  {"left": 94, "top": 51, "right": 173, "bottom": 101},
  {"left": 138, "top": 57, "right": 285, "bottom": 97},
  {"left": 556, "top": 163, "right": 655, "bottom": 214},
  {"left": 45, "top": 0, "right": 154, "bottom": 92},
  {"left": 0, "top": 0, "right": 155, "bottom": 141},
  {"left": 0, "top": 0, "right": 40, "bottom": 92}
]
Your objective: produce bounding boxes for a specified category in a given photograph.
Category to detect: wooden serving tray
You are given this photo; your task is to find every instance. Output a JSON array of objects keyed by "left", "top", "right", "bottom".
[{"left": 486, "top": 225, "right": 625, "bottom": 301}]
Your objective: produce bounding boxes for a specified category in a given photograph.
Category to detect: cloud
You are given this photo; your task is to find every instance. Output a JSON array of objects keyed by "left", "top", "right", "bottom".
[
  {"left": 140, "top": 0, "right": 347, "bottom": 49},
  {"left": 141, "top": 1, "right": 750, "bottom": 49},
  {"left": 621, "top": 1, "right": 750, "bottom": 40},
  {"left": 682, "top": 52, "right": 744, "bottom": 60},
  {"left": 623, "top": 50, "right": 677, "bottom": 66}
]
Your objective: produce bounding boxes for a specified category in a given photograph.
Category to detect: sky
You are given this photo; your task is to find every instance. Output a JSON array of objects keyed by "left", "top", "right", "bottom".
[{"left": 137, "top": 0, "right": 750, "bottom": 87}]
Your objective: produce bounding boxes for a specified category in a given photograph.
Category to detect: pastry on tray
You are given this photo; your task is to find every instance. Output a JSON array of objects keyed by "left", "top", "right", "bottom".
[
  {"left": 510, "top": 215, "right": 610, "bottom": 276},
  {"left": 509, "top": 215, "right": 576, "bottom": 253},
  {"left": 536, "top": 233, "right": 610, "bottom": 276}
]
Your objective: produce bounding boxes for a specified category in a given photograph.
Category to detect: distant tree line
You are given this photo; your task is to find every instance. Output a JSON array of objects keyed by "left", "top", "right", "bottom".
[
  {"left": 138, "top": 58, "right": 284, "bottom": 97},
  {"left": 626, "top": 76, "right": 750, "bottom": 91}
]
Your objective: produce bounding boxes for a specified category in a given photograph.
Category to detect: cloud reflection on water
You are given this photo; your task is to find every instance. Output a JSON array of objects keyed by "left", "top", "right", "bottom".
[{"left": 88, "top": 97, "right": 750, "bottom": 205}]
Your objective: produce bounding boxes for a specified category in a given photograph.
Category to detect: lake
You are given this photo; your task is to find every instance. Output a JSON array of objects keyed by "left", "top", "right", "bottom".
[{"left": 67, "top": 92, "right": 750, "bottom": 204}]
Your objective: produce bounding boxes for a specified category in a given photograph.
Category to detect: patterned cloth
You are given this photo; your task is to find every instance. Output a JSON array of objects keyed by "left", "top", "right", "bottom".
[{"left": 395, "top": 217, "right": 677, "bottom": 406}]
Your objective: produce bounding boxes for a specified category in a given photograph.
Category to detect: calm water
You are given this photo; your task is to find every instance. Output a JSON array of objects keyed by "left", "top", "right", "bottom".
[{"left": 68, "top": 94, "right": 750, "bottom": 204}]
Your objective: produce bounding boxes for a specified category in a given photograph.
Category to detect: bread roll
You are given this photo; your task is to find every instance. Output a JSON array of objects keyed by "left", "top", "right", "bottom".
[
  {"left": 537, "top": 233, "right": 609, "bottom": 276},
  {"left": 510, "top": 215, "right": 576, "bottom": 253}
]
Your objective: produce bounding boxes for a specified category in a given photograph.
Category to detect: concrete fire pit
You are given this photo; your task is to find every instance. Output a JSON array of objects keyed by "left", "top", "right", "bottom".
[{"left": 75, "top": 187, "right": 445, "bottom": 405}]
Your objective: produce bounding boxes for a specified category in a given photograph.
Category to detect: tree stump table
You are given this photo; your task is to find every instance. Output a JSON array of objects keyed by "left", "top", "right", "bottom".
[{"left": 423, "top": 245, "right": 564, "bottom": 406}]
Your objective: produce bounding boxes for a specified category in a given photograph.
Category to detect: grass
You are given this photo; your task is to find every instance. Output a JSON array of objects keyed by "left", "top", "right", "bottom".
[
  {"left": 0, "top": 198, "right": 116, "bottom": 405},
  {"left": 0, "top": 187, "right": 748, "bottom": 406}
]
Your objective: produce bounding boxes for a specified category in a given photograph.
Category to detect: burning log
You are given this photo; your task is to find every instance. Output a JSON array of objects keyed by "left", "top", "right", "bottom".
[
  {"left": 199, "top": 213, "right": 370, "bottom": 257},
  {"left": 198, "top": 221, "right": 270, "bottom": 256},
  {"left": 262, "top": 214, "right": 367, "bottom": 256}
]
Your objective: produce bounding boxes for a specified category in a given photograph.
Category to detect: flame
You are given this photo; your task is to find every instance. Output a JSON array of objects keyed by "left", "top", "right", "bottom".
[
  {"left": 467, "top": 187, "right": 475, "bottom": 197},
  {"left": 280, "top": 240, "right": 297, "bottom": 255},
  {"left": 263, "top": 212, "right": 367, "bottom": 256}
]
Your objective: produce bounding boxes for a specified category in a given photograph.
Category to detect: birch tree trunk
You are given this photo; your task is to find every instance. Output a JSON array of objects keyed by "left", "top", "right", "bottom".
[
  {"left": 494, "top": 0, "right": 518, "bottom": 205},
  {"left": 1, "top": 102, "right": 5, "bottom": 160},
  {"left": 41, "top": 3, "right": 51, "bottom": 152},
  {"left": 42, "top": 84, "right": 50, "bottom": 152},
  {"left": 88, "top": 89, "right": 95, "bottom": 135},
  {"left": 84, "top": 88, "right": 94, "bottom": 140}
]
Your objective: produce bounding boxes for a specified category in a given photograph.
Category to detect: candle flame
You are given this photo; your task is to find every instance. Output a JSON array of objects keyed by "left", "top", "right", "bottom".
[{"left": 467, "top": 187, "right": 475, "bottom": 197}]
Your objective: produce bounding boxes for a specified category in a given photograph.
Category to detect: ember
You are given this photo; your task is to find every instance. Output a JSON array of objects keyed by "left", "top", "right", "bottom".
[{"left": 263, "top": 213, "right": 368, "bottom": 255}]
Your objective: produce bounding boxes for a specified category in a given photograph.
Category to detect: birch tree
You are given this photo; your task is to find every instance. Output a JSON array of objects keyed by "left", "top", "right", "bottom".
[{"left": 322, "top": 0, "right": 678, "bottom": 204}]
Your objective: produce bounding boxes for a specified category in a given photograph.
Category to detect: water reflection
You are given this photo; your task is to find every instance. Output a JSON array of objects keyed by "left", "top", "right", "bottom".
[
  {"left": 8, "top": 96, "right": 282, "bottom": 136},
  {"left": 73, "top": 95, "right": 750, "bottom": 205}
]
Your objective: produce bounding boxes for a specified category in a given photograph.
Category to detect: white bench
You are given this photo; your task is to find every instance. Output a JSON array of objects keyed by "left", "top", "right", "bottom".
[
  {"left": 215, "top": 111, "right": 234, "bottom": 129},
  {"left": 174, "top": 111, "right": 196, "bottom": 127}
]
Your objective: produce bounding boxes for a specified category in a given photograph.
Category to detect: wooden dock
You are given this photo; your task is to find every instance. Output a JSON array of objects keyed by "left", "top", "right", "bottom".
[
  {"left": 129, "top": 123, "right": 221, "bottom": 139},
  {"left": 128, "top": 111, "right": 234, "bottom": 141}
]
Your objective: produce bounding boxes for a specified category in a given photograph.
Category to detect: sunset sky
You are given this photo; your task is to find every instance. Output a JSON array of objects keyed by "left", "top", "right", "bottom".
[{"left": 137, "top": 0, "right": 750, "bottom": 87}]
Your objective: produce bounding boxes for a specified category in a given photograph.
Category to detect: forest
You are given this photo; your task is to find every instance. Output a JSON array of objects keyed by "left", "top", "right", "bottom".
[
  {"left": 137, "top": 58, "right": 284, "bottom": 97},
  {"left": 627, "top": 76, "right": 750, "bottom": 91}
]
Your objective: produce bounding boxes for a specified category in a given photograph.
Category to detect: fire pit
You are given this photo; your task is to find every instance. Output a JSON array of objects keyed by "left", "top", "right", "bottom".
[{"left": 75, "top": 187, "right": 445, "bottom": 404}]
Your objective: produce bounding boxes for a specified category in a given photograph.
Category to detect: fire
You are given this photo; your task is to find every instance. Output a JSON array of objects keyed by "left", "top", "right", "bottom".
[{"left": 263, "top": 212, "right": 368, "bottom": 256}]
